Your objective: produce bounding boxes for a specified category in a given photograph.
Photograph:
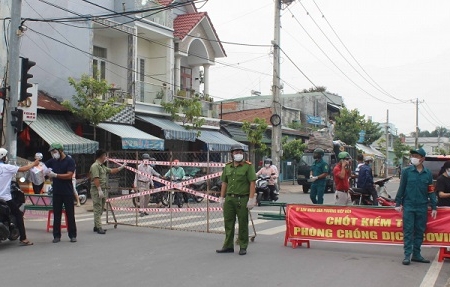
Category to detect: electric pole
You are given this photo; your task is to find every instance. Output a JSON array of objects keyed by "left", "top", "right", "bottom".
[
  {"left": 412, "top": 98, "right": 423, "bottom": 149},
  {"left": 385, "top": 110, "right": 389, "bottom": 178},
  {"left": 6, "top": 0, "right": 23, "bottom": 164}
]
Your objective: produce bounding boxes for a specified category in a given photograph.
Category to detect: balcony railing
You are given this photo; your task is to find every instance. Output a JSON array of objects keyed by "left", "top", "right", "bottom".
[
  {"left": 138, "top": 3, "right": 174, "bottom": 28},
  {"left": 136, "top": 81, "right": 165, "bottom": 104}
]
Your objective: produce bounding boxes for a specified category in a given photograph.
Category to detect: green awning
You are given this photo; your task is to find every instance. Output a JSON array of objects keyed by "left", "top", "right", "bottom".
[
  {"left": 26, "top": 114, "right": 98, "bottom": 154},
  {"left": 97, "top": 123, "right": 164, "bottom": 150},
  {"left": 197, "top": 130, "right": 248, "bottom": 151},
  {"left": 222, "top": 125, "right": 271, "bottom": 144},
  {"left": 137, "top": 116, "right": 196, "bottom": 142}
]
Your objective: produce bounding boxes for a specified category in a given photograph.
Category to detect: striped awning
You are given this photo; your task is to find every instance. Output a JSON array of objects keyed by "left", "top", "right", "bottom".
[
  {"left": 197, "top": 130, "right": 248, "bottom": 151},
  {"left": 97, "top": 123, "right": 164, "bottom": 150},
  {"left": 26, "top": 114, "right": 98, "bottom": 154},
  {"left": 137, "top": 116, "right": 197, "bottom": 142},
  {"left": 222, "top": 125, "right": 271, "bottom": 144}
]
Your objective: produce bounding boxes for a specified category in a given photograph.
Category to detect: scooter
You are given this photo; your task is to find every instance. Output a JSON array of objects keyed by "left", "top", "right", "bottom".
[
  {"left": 255, "top": 174, "right": 278, "bottom": 206},
  {"left": 350, "top": 176, "right": 395, "bottom": 206},
  {"left": 75, "top": 177, "right": 90, "bottom": 205},
  {"left": 132, "top": 181, "right": 169, "bottom": 207},
  {"left": 186, "top": 175, "right": 205, "bottom": 203},
  {"left": 0, "top": 179, "right": 25, "bottom": 242}
]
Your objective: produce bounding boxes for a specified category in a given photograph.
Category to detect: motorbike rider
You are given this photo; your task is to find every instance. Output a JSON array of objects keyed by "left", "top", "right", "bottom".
[
  {"left": 357, "top": 156, "right": 378, "bottom": 206},
  {"left": 164, "top": 159, "right": 187, "bottom": 206},
  {"left": 0, "top": 148, "right": 39, "bottom": 245},
  {"left": 256, "top": 158, "right": 278, "bottom": 201},
  {"left": 27, "top": 152, "right": 48, "bottom": 194},
  {"left": 309, "top": 148, "right": 329, "bottom": 204},
  {"left": 134, "top": 153, "right": 161, "bottom": 216}
]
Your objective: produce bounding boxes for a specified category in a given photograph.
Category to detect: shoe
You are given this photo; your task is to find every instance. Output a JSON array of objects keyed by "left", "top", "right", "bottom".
[
  {"left": 411, "top": 256, "right": 430, "bottom": 263},
  {"left": 239, "top": 248, "right": 247, "bottom": 255},
  {"left": 93, "top": 227, "right": 98, "bottom": 232},
  {"left": 139, "top": 212, "right": 149, "bottom": 217},
  {"left": 70, "top": 238, "right": 77, "bottom": 243},
  {"left": 52, "top": 238, "right": 60, "bottom": 243},
  {"left": 402, "top": 258, "right": 410, "bottom": 265},
  {"left": 216, "top": 247, "right": 234, "bottom": 253},
  {"left": 19, "top": 240, "right": 34, "bottom": 246},
  {"left": 97, "top": 228, "right": 106, "bottom": 234}
]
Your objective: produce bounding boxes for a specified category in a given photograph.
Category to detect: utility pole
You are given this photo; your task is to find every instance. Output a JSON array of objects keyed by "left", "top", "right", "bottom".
[
  {"left": 414, "top": 98, "right": 419, "bottom": 149},
  {"left": 6, "top": 0, "right": 22, "bottom": 164},
  {"left": 385, "top": 110, "right": 389, "bottom": 178}
]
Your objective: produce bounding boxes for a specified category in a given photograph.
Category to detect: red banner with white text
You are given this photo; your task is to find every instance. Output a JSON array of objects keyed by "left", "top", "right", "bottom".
[{"left": 286, "top": 204, "right": 450, "bottom": 246}]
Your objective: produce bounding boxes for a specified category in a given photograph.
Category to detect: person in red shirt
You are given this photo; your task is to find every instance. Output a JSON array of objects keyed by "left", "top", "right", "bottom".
[{"left": 333, "top": 152, "right": 352, "bottom": 205}]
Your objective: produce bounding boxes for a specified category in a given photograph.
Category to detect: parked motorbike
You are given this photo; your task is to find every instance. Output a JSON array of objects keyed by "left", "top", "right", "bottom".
[
  {"left": 47, "top": 178, "right": 90, "bottom": 205},
  {"left": 186, "top": 175, "right": 205, "bottom": 203},
  {"left": 350, "top": 176, "right": 395, "bottom": 206},
  {"left": 209, "top": 177, "right": 222, "bottom": 203},
  {"left": 0, "top": 179, "right": 25, "bottom": 242},
  {"left": 132, "top": 181, "right": 169, "bottom": 208},
  {"left": 255, "top": 173, "right": 278, "bottom": 206}
]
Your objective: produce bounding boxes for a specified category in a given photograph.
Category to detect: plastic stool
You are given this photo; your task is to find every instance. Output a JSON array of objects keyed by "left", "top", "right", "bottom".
[
  {"left": 438, "top": 247, "right": 450, "bottom": 262},
  {"left": 47, "top": 210, "right": 68, "bottom": 233}
]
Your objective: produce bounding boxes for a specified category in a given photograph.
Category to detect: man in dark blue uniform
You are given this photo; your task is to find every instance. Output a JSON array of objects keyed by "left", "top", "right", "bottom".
[{"left": 395, "top": 148, "right": 437, "bottom": 265}]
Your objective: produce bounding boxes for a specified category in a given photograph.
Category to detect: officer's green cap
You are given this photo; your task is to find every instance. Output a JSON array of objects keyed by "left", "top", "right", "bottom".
[
  {"left": 49, "top": 143, "right": 63, "bottom": 151},
  {"left": 410, "top": 147, "right": 426, "bottom": 157}
]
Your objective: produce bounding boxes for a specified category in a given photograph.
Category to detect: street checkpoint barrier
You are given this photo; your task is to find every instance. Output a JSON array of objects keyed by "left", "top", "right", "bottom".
[
  {"left": 103, "top": 157, "right": 226, "bottom": 233},
  {"left": 285, "top": 204, "right": 450, "bottom": 252}
]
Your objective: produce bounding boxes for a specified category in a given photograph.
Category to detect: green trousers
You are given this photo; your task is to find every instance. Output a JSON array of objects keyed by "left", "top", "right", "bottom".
[
  {"left": 402, "top": 207, "right": 428, "bottom": 258},
  {"left": 91, "top": 186, "right": 106, "bottom": 229},
  {"left": 223, "top": 195, "right": 249, "bottom": 249}
]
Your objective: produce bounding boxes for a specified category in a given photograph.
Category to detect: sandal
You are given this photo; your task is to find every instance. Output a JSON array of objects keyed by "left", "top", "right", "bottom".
[{"left": 19, "top": 240, "right": 34, "bottom": 246}]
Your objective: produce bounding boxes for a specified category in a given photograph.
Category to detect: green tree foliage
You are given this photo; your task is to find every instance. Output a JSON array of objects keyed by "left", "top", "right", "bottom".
[
  {"left": 392, "top": 137, "right": 412, "bottom": 165},
  {"left": 63, "top": 74, "right": 124, "bottom": 140},
  {"left": 282, "top": 138, "right": 307, "bottom": 162},
  {"left": 334, "top": 107, "right": 364, "bottom": 145},
  {"left": 361, "top": 119, "right": 383, "bottom": 145},
  {"left": 161, "top": 96, "right": 205, "bottom": 137},
  {"left": 242, "top": 118, "right": 268, "bottom": 164}
]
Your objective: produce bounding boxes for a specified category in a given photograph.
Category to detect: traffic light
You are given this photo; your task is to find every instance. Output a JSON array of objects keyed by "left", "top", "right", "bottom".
[
  {"left": 11, "top": 108, "right": 23, "bottom": 133},
  {"left": 19, "top": 57, "right": 36, "bottom": 102}
]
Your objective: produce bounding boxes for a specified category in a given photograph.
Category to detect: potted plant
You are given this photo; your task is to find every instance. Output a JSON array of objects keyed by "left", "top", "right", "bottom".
[{"left": 154, "top": 88, "right": 164, "bottom": 105}]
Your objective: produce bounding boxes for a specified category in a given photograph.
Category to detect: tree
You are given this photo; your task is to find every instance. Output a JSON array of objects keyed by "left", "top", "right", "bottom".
[
  {"left": 62, "top": 74, "right": 124, "bottom": 140},
  {"left": 301, "top": 86, "right": 327, "bottom": 93},
  {"left": 334, "top": 107, "right": 364, "bottom": 145},
  {"left": 282, "top": 138, "right": 307, "bottom": 163},
  {"left": 242, "top": 118, "right": 268, "bottom": 164},
  {"left": 392, "top": 137, "right": 411, "bottom": 165},
  {"left": 361, "top": 119, "right": 383, "bottom": 145},
  {"left": 161, "top": 96, "right": 205, "bottom": 137}
]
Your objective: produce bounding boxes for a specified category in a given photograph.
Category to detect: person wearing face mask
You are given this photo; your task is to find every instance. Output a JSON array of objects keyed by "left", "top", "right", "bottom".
[
  {"left": 27, "top": 152, "right": 48, "bottom": 194},
  {"left": 333, "top": 152, "right": 353, "bottom": 205},
  {"left": 435, "top": 161, "right": 450, "bottom": 207},
  {"left": 395, "top": 148, "right": 437, "bottom": 265},
  {"left": 357, "top": 156, "right": 378, "bottom": 205},
  {"left": 309, "top": 148, "right": 329, "bottom": 204},
  {"left": 134, "top": 153, "right": 161, "bottom": 216},
  {"left": 216, "top": 144, "right": 256, "bottom": 256},
  {"left": 89, "top": 149, "right": 127, "bottom": 234},
  {"left": 164, "top": 159, "right": 188, "bottom": 206},
  {"left": 45, "top": 143, "right": 77, "bottom": 243},
  {"left": 256, "top": 158, "right": 278, "bottom": 201}
]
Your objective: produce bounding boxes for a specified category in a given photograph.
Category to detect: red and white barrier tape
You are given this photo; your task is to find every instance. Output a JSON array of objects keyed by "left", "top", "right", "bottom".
[
  {"left": 110, "top": 206, "right": 223, "bottom": 213},
  {"left": 107, "top": 158, "right": 226, "bottom": 168}
]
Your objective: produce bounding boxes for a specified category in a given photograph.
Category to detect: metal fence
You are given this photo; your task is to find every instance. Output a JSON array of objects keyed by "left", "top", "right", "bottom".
[{"left": 104, "top": 150, "right": 236, "bottom": 233}]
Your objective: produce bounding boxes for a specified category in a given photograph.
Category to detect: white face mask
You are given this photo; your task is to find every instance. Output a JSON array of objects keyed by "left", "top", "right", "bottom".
[
  {"left": 446, "top": 169, "right": 450, "bottom": 177},
  {"left": 410, "top": 158, "right": 420, "bottom": 166},
  {"left": 233, "top": 154, "right": 244, "bottom": 162},
  {"left": 52, "top": 152, "right": 60, "bottom": 160},
  {"left": 265, "top": 164, "right": 270, "bottom": 168}
]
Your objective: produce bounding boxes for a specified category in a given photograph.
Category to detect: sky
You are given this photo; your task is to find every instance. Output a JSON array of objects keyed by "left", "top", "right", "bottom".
[{"left": 199, "top": 0, "right": 450, "bottom": 136}]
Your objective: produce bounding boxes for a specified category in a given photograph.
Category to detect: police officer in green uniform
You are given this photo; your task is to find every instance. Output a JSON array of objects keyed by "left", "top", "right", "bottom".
[
  {"left": 216, "top": 144, "right": 257, "bottom": 255},
  {"left": 395, "top": 148, "right": 437, "bottom": 265},
  {"left": 309, "top": 148, "right": 329, "bottom": 204},
  {"left": 89, "top": 149, "right": 127, "bottom": 234}
]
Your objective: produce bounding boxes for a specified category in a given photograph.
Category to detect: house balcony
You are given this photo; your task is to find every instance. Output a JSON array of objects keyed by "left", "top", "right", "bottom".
[
  {"left": 136, "top": 81, "right": 166, "bottom": 104},
  {"left": 137, "top": 3, "right": 174, "bottom": 29}
]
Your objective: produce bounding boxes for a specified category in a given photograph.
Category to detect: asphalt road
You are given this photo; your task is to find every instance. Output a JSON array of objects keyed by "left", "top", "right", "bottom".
[{"left": 1, "top": 179, "right": 449, "bottom": 287}]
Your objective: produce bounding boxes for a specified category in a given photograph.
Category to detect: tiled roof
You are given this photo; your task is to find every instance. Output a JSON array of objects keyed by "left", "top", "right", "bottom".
[
  {"left": 173, "top": 12, "right": 206, "bottom": 40},
  {"left": 157, "top": 0, "right": 173, "bottom": 6},
  {"left": 37, "top": 91, "right": 68, "bottom": 111}
]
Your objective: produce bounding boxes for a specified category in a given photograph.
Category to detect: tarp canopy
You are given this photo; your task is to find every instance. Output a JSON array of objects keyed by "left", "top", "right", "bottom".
[
  {"left": 222, "top": 125, "right": 271, "bottom": 144},
  {"left": 137, "top": 116, "right": 196, "bottom": 142},
  {"left": 197, "top": 130, "right": 248, "bottom": 151},
  {"left": 97, "top": 123, "right": 164, "bottom": 150},
  {"left": 355, "top": 143, "right": 385, "bottom": 158}
]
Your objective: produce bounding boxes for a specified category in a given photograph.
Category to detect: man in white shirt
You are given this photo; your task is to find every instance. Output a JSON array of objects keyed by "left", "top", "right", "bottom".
[
  {"left": 134, "top": 154, "right": 161, "bottom": 216},
  {"left": 0, "top": 148, "right": 39, "bottom": 245}
]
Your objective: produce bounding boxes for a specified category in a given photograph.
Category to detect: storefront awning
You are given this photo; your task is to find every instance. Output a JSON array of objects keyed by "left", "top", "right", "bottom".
[
  {"left": 355, "top": 143, "right": 385, "bottom": 158},
  {"left": 97, "top": 123, "right": 164, "bottom": 150},
  {"left": 197, "top": 130, "right": 248, "bottom": 151},
  {"left": 26, "top": 114, "right": 98, "bottom": 154},
  {"left": 137, "top": 116, "right": 196, "bottom": 142},
  {"left": 222, "top": 125, "right": 271, "bottom": 144}
]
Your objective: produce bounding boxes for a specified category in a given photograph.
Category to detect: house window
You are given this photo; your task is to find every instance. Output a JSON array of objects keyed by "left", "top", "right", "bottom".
[
  {"left": 93, "top": 46, "right": 107, "bottom": 80},
  {"left": 139, "top": 58, "right": 145, "bottom": 102},
  {"left": 181, "top": 66, "right": 192, "bottom": 91}
]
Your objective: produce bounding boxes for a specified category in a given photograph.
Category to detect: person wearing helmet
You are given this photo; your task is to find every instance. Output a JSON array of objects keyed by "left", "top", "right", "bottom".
[
  {"left": 357, "top": 156, "right": 378, "bottom": 205},
  {"left": 256, "top": 158, "right": 278, "bottom": 201},
  {"left": 395, "top": 148, "right": 437, "bottom": 265},
  {"left": 0, "top": 148, "right": 40, "bottom": 245},
  {"left": 216, "top": 144, "right": 256, "bottom": 256},
  {"left": 309, "top": 148, "right": 329, "bottom": 204},
  {"left": 27, "top": 152, "right": 49, "bottom": 194},
  {"left": 134, "top": 153, "right": 162, "bottom": 216},
  {"left": 333, "top": 151, "right": 353, "bottom": 205}
]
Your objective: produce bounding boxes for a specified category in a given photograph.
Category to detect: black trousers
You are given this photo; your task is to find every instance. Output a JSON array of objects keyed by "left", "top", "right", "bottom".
[
  {"left": 6, "top": 200, "right": 26, "bottom": 241},
  {"left": 32, "top": 183, "right": 44, "bottom": 194},
  {"left": 364, "top": 186, "right": 378, "bottom": 206},
  {"left": 52, "top": 193, "right": 77, "bottom": 239}
]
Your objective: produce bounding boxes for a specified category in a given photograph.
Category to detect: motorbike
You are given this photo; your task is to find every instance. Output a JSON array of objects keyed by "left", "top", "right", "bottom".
[
  {"left": 185, "top": 175, "right": 205, "bottom": 203},
  {"left": 255, "top": 173, "right": 278, "bottom": 206},
  {"left": 0, "top": 179, "right": 25, "bottom": 242},
  {"left": 47, "top": 177, "right": 90, "bottom": 205},
  {"left": 132, "top": 181, "right": 169, "bottom": 208},
  {"left": 350, "top": 176, "right": 395, "bottom": 206},
  {"left": 209, "top": 177, "right": 222, "bottom": 203}
]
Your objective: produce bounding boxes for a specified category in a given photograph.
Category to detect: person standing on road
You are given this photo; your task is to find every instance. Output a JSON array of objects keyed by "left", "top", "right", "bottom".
[
  {"left": 45, "top": 143, "right": 77, "bottom": 243},
  {"left": 351, "top": 154, "right": 364, "bottom": 187},
  {"left": 395, "top": 148, "right": 437, "bottom": 265},
  {"left": 0, "top": 148, "right": 39, "bottom": 246},
  {"left": 436, "top": 161, "right": 450, "bottom": 207},
  {"left": 134, "top": 153, "right": 161, "bottom": 217},
  {"left": 309, "top": 148, "right": 329, "bottom": 204},
  {"left": 27, "top": 152, "right": 48, "bottom": 194},
  {"left": 216, "top": 144, "right": 256, "bottom": 256},
  {"left": 357, "top": 156, "right": 378, "bottom": 206},
  {"left": 89, "top": 149, "right": 127, "bottom": 234},
  {"left": 333, "top": 152, "right": 352, "bottom": 205}
]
